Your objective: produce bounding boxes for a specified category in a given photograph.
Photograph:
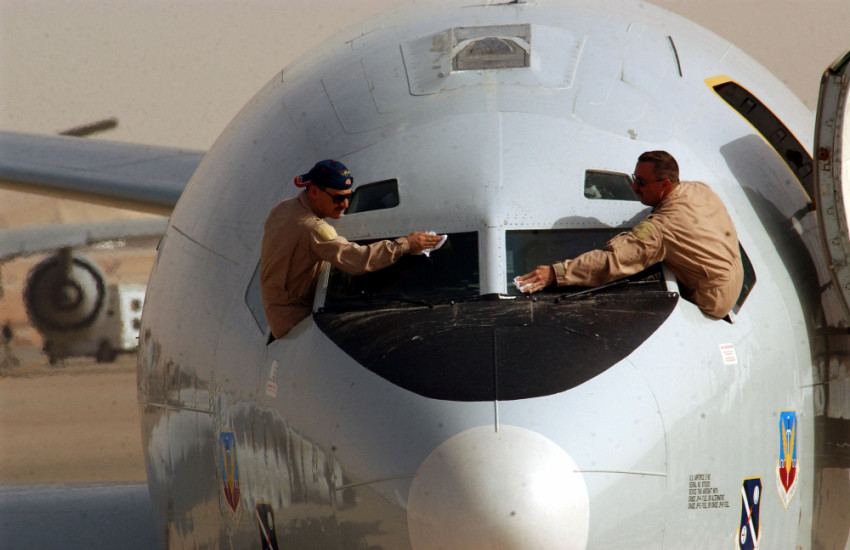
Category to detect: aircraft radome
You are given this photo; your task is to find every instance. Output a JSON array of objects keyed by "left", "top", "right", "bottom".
[{"left": 0, "top": 0, "right": 848, "bottom": 548}]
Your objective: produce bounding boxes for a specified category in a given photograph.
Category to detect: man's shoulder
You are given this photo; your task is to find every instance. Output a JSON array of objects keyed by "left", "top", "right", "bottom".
[
  {"left": 658, "top": 180, "right": 718, "bottom": 207},
  {"left": 268, "top": 196, "right": 321, "bottom": 226},
  {"left": 678, "top": 180, "right": 718, "bottom": 198},
  {"left": 276, "top": 197, "right": 337, "bottom": 241}
]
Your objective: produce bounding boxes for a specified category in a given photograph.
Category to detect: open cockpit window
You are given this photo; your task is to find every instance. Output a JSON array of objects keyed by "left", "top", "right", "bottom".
[
  {"left": 729, "top": 243, "right": 756, "bottom": 319},
  {"left": 709, "top": 77, "right": 814, "bottom": 200},
  {"left": 584, "top": 170, "right": 639, "bottom": 201},
  {"left": 345, "top": 179, "right": 400, "bottom": 214},
  {"left": 246, "top": 261, "right": 269, "bottom": 334},
  {"left": 506, "top": 229, "right": 666, "bottom": 296},
  {"left": 321, "top": 231, "right": 479, "bottom": 311}
]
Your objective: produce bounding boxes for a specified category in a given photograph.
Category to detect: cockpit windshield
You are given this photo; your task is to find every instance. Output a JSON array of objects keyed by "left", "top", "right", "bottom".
[
  {"left": 506, "top": 228, "right": 666, "bottom": 295},
  {"left": 322, "top": 231, "right": 480, "bottom": 311}
]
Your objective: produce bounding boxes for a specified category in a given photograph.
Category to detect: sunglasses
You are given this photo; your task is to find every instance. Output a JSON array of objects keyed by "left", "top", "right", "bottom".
[
  {"left": 318, "top": 186, "right": 352, "bottom": 204},
  {"left": 631, "top": 174, "right": 667, "bottom": 188}
]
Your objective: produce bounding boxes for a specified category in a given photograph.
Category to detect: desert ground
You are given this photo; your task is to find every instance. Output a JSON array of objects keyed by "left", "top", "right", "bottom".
[{"left": 0, "top": 355, "right": 145, "bottom": 484}]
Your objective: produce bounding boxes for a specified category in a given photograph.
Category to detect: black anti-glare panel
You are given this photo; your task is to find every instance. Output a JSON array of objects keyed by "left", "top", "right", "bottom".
[{"left": 315, "top": 292, "right": 678, "bottom": 401}]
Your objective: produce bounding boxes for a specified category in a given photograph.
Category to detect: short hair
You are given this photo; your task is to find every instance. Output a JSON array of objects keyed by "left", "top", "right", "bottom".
[{"left": 638, "top": 151, "right": 679, "bottom": 183}]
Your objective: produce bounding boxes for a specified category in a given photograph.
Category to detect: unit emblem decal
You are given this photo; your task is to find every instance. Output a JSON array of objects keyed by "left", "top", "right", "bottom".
[
  {"left": 220, "top": 431, "right": 241, "bottom": 516},
  {"left": 737, "top": 477, "right": 761, "bottom": 550},
  {"left": 256, "top": 503, "right": 280, "bottom": 550},
  {"left": 775, "top": 410, "right": 799, "bottom": 508}
]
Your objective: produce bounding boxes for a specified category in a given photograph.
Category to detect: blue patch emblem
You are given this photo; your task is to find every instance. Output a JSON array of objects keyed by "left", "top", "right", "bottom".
[
  {"left": 220, "top": 432, "right": 241, "bottom": 516},
  {"left": 738, "top": 478, "right": 761, "bottom": 550}
]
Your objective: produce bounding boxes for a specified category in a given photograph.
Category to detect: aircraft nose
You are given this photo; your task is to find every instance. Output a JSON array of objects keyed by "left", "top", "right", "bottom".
[{"left": 407, "top": 425, "right": 589, "bottom": 549}]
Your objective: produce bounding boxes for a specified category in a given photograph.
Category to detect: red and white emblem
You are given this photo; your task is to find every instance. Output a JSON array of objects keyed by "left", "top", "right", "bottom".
[{"left": 775, "top": 411, "right": 799, "bottom": 509}]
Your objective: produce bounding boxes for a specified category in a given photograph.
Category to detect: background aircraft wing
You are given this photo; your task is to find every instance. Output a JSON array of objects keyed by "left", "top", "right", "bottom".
[
  {"left": 0, "top": 217, "right": 168, "bottom": 263},
  {"left": 0, "top": 483, "right": 158, "bottom": 550},
  {"left": 0, "top": 131, "right": 204, "bottom": 215}
]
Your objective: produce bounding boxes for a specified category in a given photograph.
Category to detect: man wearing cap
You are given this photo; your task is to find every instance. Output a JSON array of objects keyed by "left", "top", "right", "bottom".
[
  {"left": 516, "top": 150, "right": 743, "bottom": 319},
  {"left": 260, "top": 159, "right": 443, "bottom": 339}
]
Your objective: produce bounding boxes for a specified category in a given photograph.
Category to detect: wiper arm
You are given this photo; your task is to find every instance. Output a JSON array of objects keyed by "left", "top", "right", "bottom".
[
  {"left": 448, "top": 292, "right": 512, "bottom": 304},
  {"left": 553, "top": 278, "right": 629, "bottom": 303},
  {"left": 320, "top": 294, "right": 435, "bottom": 313},
  {"left": 371, "top": 296, "right": 435, "bottom": 309}
]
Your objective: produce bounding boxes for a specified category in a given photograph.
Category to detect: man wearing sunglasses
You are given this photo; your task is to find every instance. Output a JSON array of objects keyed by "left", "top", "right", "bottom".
[
  {"left": 260, "top": 159, "right": 443, "bottom": 339},
  {"left": 517, "top": 150, "right": 743, "bottom": 319}
]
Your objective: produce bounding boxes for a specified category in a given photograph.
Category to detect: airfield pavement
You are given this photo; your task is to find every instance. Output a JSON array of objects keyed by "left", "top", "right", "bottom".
[
  {"left": 0, "top": 349, "right": 145, "bottom": 484},
  {"left": 0, "top": 205, "right": 154, "bottom": 485}
]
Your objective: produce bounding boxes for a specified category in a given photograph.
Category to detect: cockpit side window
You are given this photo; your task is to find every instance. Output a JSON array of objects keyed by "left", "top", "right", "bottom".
[
  {"left": 708, "top": 77, "right": 813, "bottom": 201},
  {"left": 344, "top": 179, "right": 400, "bottom": 214},
  {"left": 506, "top": 229, "right": 666, "bottom": 295},
  {"left": 245, "top": 261, "right": 269, "bottom": 335},
  {"left": 730, "top": 243, "right": 756, "bottom": 319},
  {"left": 584, "top": 170, "right": 639, "bottom": 201}
]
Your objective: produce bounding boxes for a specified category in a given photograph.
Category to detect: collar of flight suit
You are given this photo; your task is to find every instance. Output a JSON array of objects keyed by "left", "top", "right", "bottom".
[
  {"left": 652, "top": 181, "right": 684, "bottom": 213},
  {"left": 298, "top": 189, "right": 325, "bottom": 219}
]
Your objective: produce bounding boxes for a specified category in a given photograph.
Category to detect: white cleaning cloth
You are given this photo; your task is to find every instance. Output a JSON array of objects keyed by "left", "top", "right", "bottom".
[
  {"left": 513, "top": 276, "right": 532, "bottom": 292},
  {"left": 418, "top": 231, "right": 447, "bottom": 257}
]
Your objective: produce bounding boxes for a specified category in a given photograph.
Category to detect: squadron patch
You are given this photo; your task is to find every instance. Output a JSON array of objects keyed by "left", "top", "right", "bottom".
[
  {"left": 737, "top": 478, "right": 761, "bottom": 550},
  {"left": 631, "top": 220, "right": 656, "bottom": 242},
  {"left": 220, "top": 432, "right": 241, "bottom": 518},
  {"left": 315, "top": 222, "right": 337, "bottom": 241},
  {"left": 776, "top": 411, "right": 799, "bottom": 509},
  {"left": 256, "top": 503, "right": 280, "bottom": 550}
]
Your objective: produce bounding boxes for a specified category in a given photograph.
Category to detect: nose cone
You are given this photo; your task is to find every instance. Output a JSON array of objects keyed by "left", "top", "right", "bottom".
[{"left": 407, "top": 425, "right": 589, "bottom": 550}]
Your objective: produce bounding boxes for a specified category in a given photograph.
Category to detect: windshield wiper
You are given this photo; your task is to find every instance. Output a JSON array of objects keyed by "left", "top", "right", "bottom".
[
  {"left": 371, "top": 296, "right": 435, "bottom": 308},
  {"left": 320, "top": 294, "right": 436, "bottom": 313}
]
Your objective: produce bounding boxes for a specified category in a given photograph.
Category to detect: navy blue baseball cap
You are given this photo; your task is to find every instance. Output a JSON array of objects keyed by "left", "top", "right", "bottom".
[{"left": 294, "top": 159, "right": 353, "bottom": 190}]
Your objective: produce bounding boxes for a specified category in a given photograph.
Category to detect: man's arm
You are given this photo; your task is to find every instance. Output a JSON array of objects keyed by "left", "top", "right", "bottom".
[
  {"left": 311, "top": 224, "right": 442, "bottom": 275},
  {"left": 517, "top": 221, "right": 665, "bottom": 293}
]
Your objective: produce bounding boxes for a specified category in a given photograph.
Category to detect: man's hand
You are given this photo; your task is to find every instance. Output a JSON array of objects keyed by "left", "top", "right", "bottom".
[
  {"left": 516, "top": 265, "right": 555, "bottom": 293},
  {"left": 406, "top": 232, "right": 444, "bottom": 254}
]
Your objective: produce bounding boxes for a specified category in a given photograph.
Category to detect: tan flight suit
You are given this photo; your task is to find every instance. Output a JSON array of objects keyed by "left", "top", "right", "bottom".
[
  {"left": 553, "top": 181, "right": 744, "bottom": 319},
  {"left": 261, "top": 191, "right": 410, "bottom": 338}
]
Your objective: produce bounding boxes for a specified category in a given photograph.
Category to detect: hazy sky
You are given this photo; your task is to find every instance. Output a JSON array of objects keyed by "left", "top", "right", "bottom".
[{"left": 1, "top": 0, "right": 848, "bottom": 150}]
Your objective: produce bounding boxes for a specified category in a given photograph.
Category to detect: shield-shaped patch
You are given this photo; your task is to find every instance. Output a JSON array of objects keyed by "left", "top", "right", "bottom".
[
  {"left": 220, "top": 431, "right": 241, "bottom": 516},
  {"left": 775, "top": 411, "right": 799, "bottom": 509}
]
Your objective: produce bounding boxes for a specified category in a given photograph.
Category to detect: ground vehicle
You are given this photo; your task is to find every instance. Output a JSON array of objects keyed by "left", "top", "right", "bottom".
[{"left": 41, "top": 282, "right": 145, "bottom": 364}]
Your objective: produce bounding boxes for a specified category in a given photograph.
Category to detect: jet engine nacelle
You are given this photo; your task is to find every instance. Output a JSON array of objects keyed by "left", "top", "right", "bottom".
[{"left": 23, "top": 248, "right": 107, "bottom": 358}]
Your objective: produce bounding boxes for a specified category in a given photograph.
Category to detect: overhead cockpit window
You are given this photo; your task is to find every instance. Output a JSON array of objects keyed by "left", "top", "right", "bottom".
[
  {"left": 322, "top": 231, "right": 479, "bottom": 310},
  {"left": 453, "top": 25, "right": 531, "bottom": 71},
  {"left": 506, "top": 229, "right": 666, "bottom": 295},
  {"left": 584, "top": 170, "right": 639, "bottom": 201},
  {"left": 345, "top": 179, "right": 400, "bottom": 214}
]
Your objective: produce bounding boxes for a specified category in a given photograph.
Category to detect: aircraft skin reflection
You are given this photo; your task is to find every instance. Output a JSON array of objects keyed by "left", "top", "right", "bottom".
[{"left": 2, "top": 0, "right": 848, "bottom": 548}]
